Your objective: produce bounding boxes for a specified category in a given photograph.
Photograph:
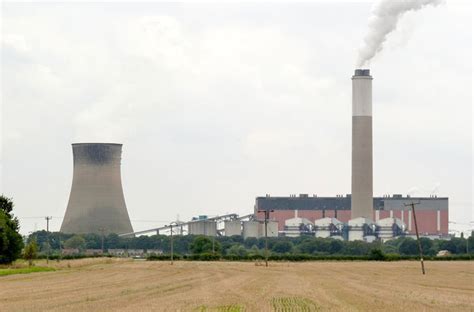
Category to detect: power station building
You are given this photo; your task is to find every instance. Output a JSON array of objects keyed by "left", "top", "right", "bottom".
[
  {"left": 254, "top": 194, "right": 449, "bottom": 236},
  {"left": 255, "top": 69, "right": 447, "bottom": 239},
  {"left": 108, "top": 68, "right": 450, "bottom": 241},
  {"left": 60, "top": 143, "right": 134, "bottom": 235}
]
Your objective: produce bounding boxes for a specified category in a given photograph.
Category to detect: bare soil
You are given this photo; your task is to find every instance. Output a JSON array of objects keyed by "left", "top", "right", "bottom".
[{"left": 0, "top": 259, "right": 472, "bottom": 311}]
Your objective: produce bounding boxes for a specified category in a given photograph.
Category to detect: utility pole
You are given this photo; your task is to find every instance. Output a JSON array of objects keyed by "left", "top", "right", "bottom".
[
  {"left": 168, "top": 222, "right": 178, "bottom": 265},
  {"left": 58, "top": 232, "right": 62, "bottom": 262},
  {"left": 404, "top": 201, "right": 425, "bottom": 275},
  {"left": 99, "top": 228, "right": 105, "bottom": 254},
  {"left": 45, "top": 216, "right": 52, "bottom": 264},
  {"left": 45, "top": 216, "right": 52, "bottom": 232},
  {"left": 258, "top": 209, "right": 274, "bottom": 267},
  {"left": 467, "top": 235, "right": 470, "bottom": 259},
  {"left": 170, "top": 224, "right": 174, "bottom": 265}
]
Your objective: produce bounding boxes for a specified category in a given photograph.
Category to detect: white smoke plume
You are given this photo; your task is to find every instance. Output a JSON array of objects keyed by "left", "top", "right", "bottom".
[
  {"left": 430, "top": 182, "right": 441, "bottom": 195},
  {"left": 357, "top": 0, "right": 443, "bottom": 67}
]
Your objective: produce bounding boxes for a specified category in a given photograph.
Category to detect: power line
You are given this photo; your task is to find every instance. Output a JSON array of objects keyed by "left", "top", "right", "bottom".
[
  {"left": 18, "top": 216, "right": 63, "bottom": 219},
  {"left": 18, "top": 216, "right": 176, "bottom": 223}
]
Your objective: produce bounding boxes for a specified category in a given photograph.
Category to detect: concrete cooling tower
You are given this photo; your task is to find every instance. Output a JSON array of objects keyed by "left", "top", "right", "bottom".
[
  {"left": 60, "top": 143, "right": 134, "bottom": 235},
  {"left": 351, "top": 69, "right": 374, "bottom": 220}
]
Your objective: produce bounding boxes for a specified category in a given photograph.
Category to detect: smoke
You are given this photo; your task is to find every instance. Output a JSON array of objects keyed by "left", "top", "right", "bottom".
[
  {"left": 430, "top": 182, "right": 441, "bottom": 195},
  {"left": 407, "top": 182, "right": 441, "bottom": 196},
  {"left": 357, "top": 0, "right": 443, "bottom": 67},
  {"left": 407, "top": 186, "right": 420, "bottom": 196}
]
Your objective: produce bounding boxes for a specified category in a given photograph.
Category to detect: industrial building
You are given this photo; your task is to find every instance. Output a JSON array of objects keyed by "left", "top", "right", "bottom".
[
  {"left": 282, "top": 217, "right": 313, "bottom": 237},
  {"left": 116, "top": 212, "right": 280, "bottom": 239},
  {"left": 376, "top": 217, "right": 406, "bottom": 242},
  {"left": 188, "top": 220, "right": 217, "bottom": 236},
  {"left": 255, "top": 194, "right": 449, "bottom": 237},
  {"left": 348, "top": 217, "right": 376, "bottom": 242},
  {"left": 61, "top": 143, "right": 134, "bottom": 235},
  {"left": 115, "top": 69, "right": 449, "bottom": 242},
  {"left": 314, "top": 218, "right": 344, "bottom": 239},
  {"left": 251, "top": 68, "right": 449, "bottom": 240}
]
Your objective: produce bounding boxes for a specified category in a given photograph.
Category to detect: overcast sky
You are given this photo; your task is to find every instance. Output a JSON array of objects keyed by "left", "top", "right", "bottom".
[{"left": 1, "top": 1, "right": 472, "bottom": 235}]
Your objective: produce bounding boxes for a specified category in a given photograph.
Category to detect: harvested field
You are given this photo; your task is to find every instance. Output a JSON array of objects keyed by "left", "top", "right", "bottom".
[{"left": 0, "top": 259, "right": 472, "bottom": 311}]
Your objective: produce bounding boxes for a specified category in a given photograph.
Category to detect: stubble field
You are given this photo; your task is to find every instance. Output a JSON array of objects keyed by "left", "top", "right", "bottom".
[{"left": 0, "top": 258, "right": 472, "bottom": 311}]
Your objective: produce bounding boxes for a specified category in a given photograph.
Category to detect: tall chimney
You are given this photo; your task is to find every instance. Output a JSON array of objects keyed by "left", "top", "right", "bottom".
[
  {"left": 351, "top": 69, "right": 373, "bottom": 220},
  {"left": 60, "top": 143, "right": 134, "bottom": 235}
]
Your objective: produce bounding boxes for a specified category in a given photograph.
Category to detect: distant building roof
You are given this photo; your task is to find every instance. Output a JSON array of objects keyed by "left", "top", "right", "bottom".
[
  {"left": 285, "top": 217, "right": 313, "bottom": 227},
  {"left": 348, "top": 217, "right": 375, "bottom": 226},
  {"left": 314, "top": 217, "right": 343, "bottom": 226},
  {"left": 255, "top": 196, "right": 448, "bottom": 211},
  {"left": 376, "top": 217, "right": 405, "bottom": 228}
]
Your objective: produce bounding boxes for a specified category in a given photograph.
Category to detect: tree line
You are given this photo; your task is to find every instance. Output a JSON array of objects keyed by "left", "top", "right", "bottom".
[
  {"left": 28, "top": 230, "right": 473, "bottom": 258},
  {"left": 0, "top": 194, "right": 472, "bottom": 265}
]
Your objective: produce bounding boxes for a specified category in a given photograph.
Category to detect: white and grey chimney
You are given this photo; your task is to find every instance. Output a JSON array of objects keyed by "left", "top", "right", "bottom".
[{"left": 351, "top": 69, "right": 373, "bottom": 220}]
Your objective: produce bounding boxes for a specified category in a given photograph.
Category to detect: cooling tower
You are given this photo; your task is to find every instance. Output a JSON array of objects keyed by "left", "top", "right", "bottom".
[
  {"left": 351, "top": 69, "right": 373, "bottom": 220},
  {"left": 60, "top": 143, "right": 134, "bottom": 235}
]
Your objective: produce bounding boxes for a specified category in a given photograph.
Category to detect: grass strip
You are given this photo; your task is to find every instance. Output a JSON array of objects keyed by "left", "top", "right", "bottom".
[{"left": 0, "top": 266, "right": 56, "bottom": 276}]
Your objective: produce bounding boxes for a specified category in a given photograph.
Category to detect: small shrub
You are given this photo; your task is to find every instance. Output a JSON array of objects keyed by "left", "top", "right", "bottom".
[
  {"left": 147, "top": 254, "right": 182, "bottom": 261},
  {"left": 368, "top": 249, "right": 386, "bottom": 261},
  {"left": 197, "top": 253, "right": 221, "bottom": 261},
  {"left": 23, "top": 240, "right": 38, "bottom": 266}
]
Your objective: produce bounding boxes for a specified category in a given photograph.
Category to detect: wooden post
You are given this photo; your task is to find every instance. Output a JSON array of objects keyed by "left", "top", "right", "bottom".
[{"left": 405, "top": 201, "right": 425, "bottom": 275}]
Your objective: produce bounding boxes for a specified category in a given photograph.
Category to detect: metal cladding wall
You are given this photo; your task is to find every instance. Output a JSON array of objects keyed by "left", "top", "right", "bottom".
[
  {"left": 189, "top": 221, "right": 217, "bottom": 236},
  {"left": 352, "top": 69, "right": 374, "bottom": 220},
  {"left": 255, "top": 196, "right": 448, "bottom": 235},
  {"left": 224, "top": 221, "right": 242, "bottom": 236},
  {"left": 243, "top": 221, "right": 260, "bottom": 239},
  {"left": 264, "top": 221, "right": 279, "bottom": 237},
  {"left": 60, "top": 143, "right": 134, "bottom": 235}
]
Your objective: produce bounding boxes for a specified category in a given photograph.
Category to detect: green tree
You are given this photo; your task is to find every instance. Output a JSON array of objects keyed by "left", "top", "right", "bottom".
[
  {"left": 49, "top": 232, "right": 64, "bottom": 250},
  {"left": 314, "top": 238, "right": 332, "bottom": 253},
  {"left": 342, "top": 240, "right": 370, "bottom": 255},
  {"left": 419, "top": 238, "right": 435, "bottom": 255},
  {"left": 272, "top": 241, "right": 293, "bottom": 253},
  {"left": 328, "top": 239, "right": 344, "bottom": 254},
  {"left": 382, "top": 237, "right": 405, "bottom": 254},
  {"left": 248, "top": 244, "right": 261, "bottom": 257},
  {"left": 382, "top": 243, "right": 398, "bottom": 254},
  {"left": 190, "top": 236, "right": 220, "bottom": 255},
  {"left": 23, "top": 239, "right": 38, "bottom": 266},
  {"left": 243, "top": 237, "right": 258, "bottom": 249},
  {"left": 451, "top": 237, "right": 468, "bottom": 254},
  {"left": 64, "top": 235, "right": 86, "bottom": 251},
  {"left": 399, "top": 238, "right": 418, "bottom": 255},
  {"left": 298, "top": 240, "right": 318, "bottom": 254},
  {"left": 106, "top": 233, "right": 121, "bottom": 249},
  {"left": 173, "top": 235, "right": 194, "bottom": 254},
  {"left": 0, "top": 196, "right": 24, "bottom": 264},
  {"left": 468, "top": 233, "right": 474, "bottom": 254},
  {"left": 227, "top": 244, "right": 247, "bottom": 257},
  {"left": 368, "top": 248, "right": 385, "bottom": 261},
  {"left": 42, "top": 242, "right": 52, "bottom": 257},
  {"left": 27, "top": 231, "right": 71, "bottom": 251},
  {"left": 135, "top": 235, "right": 153, "bottom": 250},
  {"left": 83, "top": 233, "right": 101, "bottom": 249},
  {"left": 438, "top": 239, "right": 457, "bottom": 254}
]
